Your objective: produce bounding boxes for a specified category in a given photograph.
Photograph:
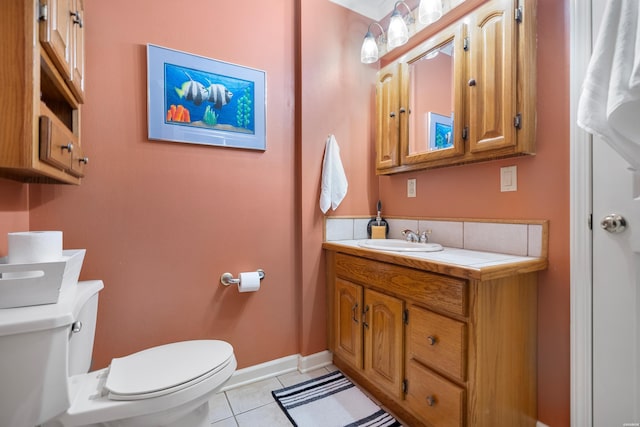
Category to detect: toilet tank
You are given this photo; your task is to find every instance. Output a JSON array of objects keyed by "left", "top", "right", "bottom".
[
  {"left": 69, "top": 286, "right": 100, "bottom": 375},
  {"left": 0, "top": 280, "right": 103, "bottom": 427}
]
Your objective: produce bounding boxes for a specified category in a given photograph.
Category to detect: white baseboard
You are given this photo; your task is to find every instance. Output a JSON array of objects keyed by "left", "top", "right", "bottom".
[{"left": 221, "top": 350, "right": 333, "bottom": 391}]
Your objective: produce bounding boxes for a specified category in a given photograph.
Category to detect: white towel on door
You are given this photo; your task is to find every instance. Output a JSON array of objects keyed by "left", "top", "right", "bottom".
[
  {"left": 577, "top": 0, "right": 640, "bottom": 171},
  {"left": 319, "top": 134, "right": 348, "bottom": 214}
]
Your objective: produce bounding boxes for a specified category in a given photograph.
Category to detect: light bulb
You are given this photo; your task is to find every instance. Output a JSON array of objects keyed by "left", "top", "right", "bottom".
[
  {"left": 387, "top": 11, "right": 409, "bottom": 49},
  {"left": 419, "top": 0, "right": 443, "bottom": 25},
  {"left": 361, "top": 32, "right": 379, "bottom": 64}
]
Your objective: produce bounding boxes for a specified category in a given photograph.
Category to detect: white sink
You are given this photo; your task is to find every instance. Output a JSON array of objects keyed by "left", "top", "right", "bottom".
[{"left": 358, "top": 239, "right": 444, "bottom": 252}]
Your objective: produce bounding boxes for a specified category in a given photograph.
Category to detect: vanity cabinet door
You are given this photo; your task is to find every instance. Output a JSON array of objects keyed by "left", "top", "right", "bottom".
[
  {"left": 363, "top": 288, "right": 404, "bottom": 399},
  {"left": 375, "top": 62, "right": 404, "bottom": 172},
  {"left": 467, "top": 0, "right": 517, "bottom": 153},
  {"left": 334, "top": 278, "right": 364, "bottom": 370}
]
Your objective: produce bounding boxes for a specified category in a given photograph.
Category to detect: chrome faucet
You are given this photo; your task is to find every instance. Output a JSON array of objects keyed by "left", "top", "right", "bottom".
[{"left": 402, "top": 229, "right": 430, "bottom": 243}]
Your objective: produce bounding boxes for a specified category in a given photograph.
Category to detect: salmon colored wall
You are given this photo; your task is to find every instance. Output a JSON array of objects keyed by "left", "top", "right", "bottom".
[
  {"left": 298, "top": 1, "right": 379, "bottom": 355},
  {"left": 28, "top": 0, "right": 298, "bottom": 370},
  {"left": 0, "top": 179, "right": 29, "bottom": 254}
]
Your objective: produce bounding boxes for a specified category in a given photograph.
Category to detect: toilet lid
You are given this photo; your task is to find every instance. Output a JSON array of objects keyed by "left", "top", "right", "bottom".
[{"left": 105, "top": 340, "right": 233, "bottom": 400}]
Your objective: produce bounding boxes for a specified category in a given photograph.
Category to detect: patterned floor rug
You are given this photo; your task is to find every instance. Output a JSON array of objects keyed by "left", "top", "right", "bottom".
[{"left": 271, "top": 370, "right": 402, "bottom": 427}]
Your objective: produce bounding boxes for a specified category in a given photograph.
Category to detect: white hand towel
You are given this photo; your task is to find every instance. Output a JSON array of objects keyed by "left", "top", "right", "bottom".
[
  {"left": 578, "top": 0, "right": 640, "bottom": 171},
  {"left": 319, "top": 134, "right": 348, "bottom": 214}
]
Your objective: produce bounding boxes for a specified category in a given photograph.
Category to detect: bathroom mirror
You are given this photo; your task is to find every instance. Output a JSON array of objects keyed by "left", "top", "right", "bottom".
[{"left": 401, "top": 23, "right": 465, "bottom": 165}]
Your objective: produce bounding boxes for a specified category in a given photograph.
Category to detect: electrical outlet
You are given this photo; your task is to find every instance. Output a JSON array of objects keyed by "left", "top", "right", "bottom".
[
  {"left": 407, "top": 179, "right": 417, "bottom": 197},
  {"left": 500, "top": 166, "right": 517, "bottom": 192}
]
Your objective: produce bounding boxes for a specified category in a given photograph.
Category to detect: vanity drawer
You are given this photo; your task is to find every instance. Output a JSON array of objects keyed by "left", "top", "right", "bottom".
[
  {"left": 407, "top": 305, "right": 467, "bottom": 382},
  {"left": 335, "top": 253, "right": 468, "bottom": 317},
  {"left": 406, "top": 360, "right": 465, "bottom": 427}
]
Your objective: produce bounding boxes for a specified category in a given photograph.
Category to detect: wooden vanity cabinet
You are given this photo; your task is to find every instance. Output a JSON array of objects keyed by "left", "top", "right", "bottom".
[
  {"left": 326, "top": 250, "right": 538, "bottom": 427},
  {"left": 0, "top": 0, "right": 87, "bottom": 184},
  {"left": 375, "top": 0, "right": 536, "bottom": 174}
]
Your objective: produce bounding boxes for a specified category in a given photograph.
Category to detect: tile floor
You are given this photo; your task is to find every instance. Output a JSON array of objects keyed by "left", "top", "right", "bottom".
[{"left": 208, "top": 365, "right": 340, "bottom": 426}]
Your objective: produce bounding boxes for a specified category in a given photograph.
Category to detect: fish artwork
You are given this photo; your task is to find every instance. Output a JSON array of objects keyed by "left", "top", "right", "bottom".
[
  {"left": 174, "top": 73, "right": 208, "bottom": 106},
  {"left": 206, "top": 82, "right": 233, "bottom": 110}
]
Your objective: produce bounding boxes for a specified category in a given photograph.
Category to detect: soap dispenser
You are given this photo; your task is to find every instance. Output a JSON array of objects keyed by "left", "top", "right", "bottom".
[{"left": 367, "top": 200, "right": 389, "bottom": 239}]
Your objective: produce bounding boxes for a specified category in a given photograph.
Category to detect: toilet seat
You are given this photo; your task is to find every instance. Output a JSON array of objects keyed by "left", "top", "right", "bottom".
[{"left": 105, "top": 340, "right": 233, "bottom": 401}]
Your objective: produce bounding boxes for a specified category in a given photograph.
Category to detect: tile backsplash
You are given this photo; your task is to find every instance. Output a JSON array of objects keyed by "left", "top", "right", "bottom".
[{"left": 325, "top": 217, "right": 547, "bottom": 258}]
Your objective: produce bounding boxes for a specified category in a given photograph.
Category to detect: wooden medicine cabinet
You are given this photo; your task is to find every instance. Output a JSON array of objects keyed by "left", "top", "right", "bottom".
[{"left": 375, "top": 0, "right": 536, "bottom": 175}]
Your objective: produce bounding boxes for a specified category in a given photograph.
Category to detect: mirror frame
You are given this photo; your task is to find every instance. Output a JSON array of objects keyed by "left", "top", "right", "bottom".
[{"left": 400, "top": 21, "right": 466, "bottom": 165}]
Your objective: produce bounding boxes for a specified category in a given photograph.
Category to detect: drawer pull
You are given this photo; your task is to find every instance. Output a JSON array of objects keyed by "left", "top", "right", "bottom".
[
  {"left": 427, "top": 335, "right": 438, "bottom": 345},
  {"left": 351, "top": 303, "right": 359, "bottom": 324},
  {"left": 426, "top": 395, "right": 437, "bottom": 407},
  {"left": 78, "top": 157, "right": 89, "bottom": 165},
  {"left": 62, "top": 142, "right": 74, "bottom": 152}
]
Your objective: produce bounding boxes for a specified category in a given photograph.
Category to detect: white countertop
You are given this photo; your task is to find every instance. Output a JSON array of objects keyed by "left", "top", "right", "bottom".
[{"left": 324, "top": 239, "right": 540, "bottom": 269}]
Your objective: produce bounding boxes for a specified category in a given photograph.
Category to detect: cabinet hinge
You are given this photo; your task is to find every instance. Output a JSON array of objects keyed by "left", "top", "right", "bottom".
[
  {"left": 402, "top": 379, "right": 408, "bottom": 394},
  {"left": 39, "top": 3, "right": 48, "bottom": 21},
  {"left": 403, "top": 309, "right": 409, "bottom": 325},
  {"left": 588, "top": 213, "right": 593, "bottom": 230},
  {"left": 515, "top": 6, "right": 523, "bottom": 23},
  {"left": 462, "top": 126, "right": 469, "bottom": 140},
  {"left": 513, "top": 113, "right": 522, "bottom": 129},
  {"left": 463, "top": 37, "right": 469, "bottom": 51}
]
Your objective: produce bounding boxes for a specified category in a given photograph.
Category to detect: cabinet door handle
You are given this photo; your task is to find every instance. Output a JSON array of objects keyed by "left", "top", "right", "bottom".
[
  {"left": 426, "top": 395, "right": 436, "bottom": 406},
  {"left": 78, "top": 157, "right": 89, "bottom": 165},
  {"left": 351, "top": 303, "right": 359, "bottom": 324},
  {"left": 362, "top": 305, "right": 370, "bottom": 329},
  {"left": 468, "top": 78, "right": 476, "bottom": 86},
  {"left": 389, "top": 111, "right": 396, "bottom": 118},
  {"left": 399, "top": 107, "right": 406, "bottom": 114},
  {"left": 70, "top": 11, "right": 83, "bottom": 28},
  {"left": 62, "top": 142, "right": 74, "bottom": 153},
  {"left": 427, "top": 335, "right": 437, "bottom": 345}
]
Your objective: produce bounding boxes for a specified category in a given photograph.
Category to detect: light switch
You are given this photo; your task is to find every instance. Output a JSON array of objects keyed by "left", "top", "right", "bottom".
[
  {"left": 500, "top": 166, "right": 517, "bottom": 192},
  {"left": 407, "top": 179, "right": 417, "bottom": 197}
]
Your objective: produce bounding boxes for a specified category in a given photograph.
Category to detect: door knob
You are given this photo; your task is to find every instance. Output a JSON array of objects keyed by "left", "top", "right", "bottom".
[{"left": 600, "top": 213, "right": 627, "bottom": 233}]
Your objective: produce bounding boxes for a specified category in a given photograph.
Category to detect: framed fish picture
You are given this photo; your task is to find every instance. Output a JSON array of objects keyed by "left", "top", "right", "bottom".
[{"left": 147, "top": 44, "right": 266, "bottom": 150}]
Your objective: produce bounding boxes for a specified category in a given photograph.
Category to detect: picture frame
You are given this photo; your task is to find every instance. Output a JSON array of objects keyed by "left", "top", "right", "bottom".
[
  {"left": 428, "top": 112, "right": 453, "bottom": 150},
  {"left": 147, "top": 44, "right": 266, "bottom": 150}
]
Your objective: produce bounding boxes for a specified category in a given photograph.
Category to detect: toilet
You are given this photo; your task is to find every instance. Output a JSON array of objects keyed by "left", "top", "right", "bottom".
[{"left": 0, "top": 280, "right": 237, "bottom": 427}]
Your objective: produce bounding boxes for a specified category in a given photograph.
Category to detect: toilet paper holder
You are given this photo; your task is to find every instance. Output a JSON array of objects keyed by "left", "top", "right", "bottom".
[{"left": 220, "top": 269, "right": 265, "bottom": 286}]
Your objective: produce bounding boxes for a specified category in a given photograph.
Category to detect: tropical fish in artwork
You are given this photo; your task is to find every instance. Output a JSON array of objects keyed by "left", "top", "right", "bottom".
[
  {"left": 175, "top": 73, "right": 208, "bottom": 106},
  {"left": 205, "top": 82, "right": 233, "bottom": 109}
]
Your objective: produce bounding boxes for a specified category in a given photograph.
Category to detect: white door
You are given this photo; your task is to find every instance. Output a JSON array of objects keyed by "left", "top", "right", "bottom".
[
  {"left": 592, "top": 139, "right": 640, "bottom": 426},
  {"left": 589, "top": 0, "right": 640, "bottom": 425}
]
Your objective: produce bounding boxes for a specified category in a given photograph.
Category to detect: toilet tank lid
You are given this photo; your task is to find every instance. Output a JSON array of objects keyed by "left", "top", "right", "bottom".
[
  {"left": 0, "top": 280, "right": 103, "bottom": 336},
  {"left": 105, "top": 340, "right": 234, "bottom": 397}
]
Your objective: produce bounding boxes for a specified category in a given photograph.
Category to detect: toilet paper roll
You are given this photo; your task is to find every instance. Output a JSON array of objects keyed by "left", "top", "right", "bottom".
[
  {"left": 238, "top": 271, "right": 261, "bottom": 293},
  {"left": 7, "top": 231, "right": 63, "bottom": 263},
  {"left": 5, "top": 231, "right": 63, "bottom": 279}
]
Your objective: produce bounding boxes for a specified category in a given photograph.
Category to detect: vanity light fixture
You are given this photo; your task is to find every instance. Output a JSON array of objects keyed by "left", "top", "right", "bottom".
[
  {"left": 361, "top": 22, "right": 386, "bottom": 64},
  {"left": 418, "top": 0, "right": 443, "bottom": 25},
  {"left": 387, "top": 1, "right": 412, "bottom": 49}
]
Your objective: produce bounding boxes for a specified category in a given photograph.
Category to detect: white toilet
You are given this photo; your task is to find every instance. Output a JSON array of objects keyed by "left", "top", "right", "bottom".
[{"left": 0, "top": 280, "right": 237, "bottom": 427}]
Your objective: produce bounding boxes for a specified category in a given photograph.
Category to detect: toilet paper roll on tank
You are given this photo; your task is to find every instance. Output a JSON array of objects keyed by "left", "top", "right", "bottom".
[
  {"left": 7, "top": 231, "right": 63, "bottom": 263},
  {"left": 4, "top": 231, "right": 63, "bottom": 279}
]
